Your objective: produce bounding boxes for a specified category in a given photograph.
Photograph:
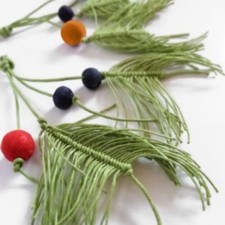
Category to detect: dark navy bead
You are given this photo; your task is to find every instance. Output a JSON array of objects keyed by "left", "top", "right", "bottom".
[
  {"left": 82, "top": 68, "right": 102, "bottom": 90},
  {"left": 58, "top": 5, "right": 75, "bottom": 22},
  {"left": 53, "top": 86, "right": 74, "bottom": 110}
]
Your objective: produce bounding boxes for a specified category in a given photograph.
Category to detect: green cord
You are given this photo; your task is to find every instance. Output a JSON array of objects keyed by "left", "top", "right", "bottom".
[
  {"left": 73, "top": 96, "right": 158, "bottom": 123},
  {"left": 12, "top": 69, "right": 211, "bottom": 83},
  {"left": 13, "top": 159, "right": 39, "bottom": 184},
  {"left": 0, "top": 0, "right": 79, "bottom": 38}
]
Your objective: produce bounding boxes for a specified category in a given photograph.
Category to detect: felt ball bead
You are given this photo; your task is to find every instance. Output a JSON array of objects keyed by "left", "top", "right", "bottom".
[
  {"left": 53, "top": 86, "right": 74, "bottom": 110},
  {"left": 82, "top": 68, "right": 102, "bottom": 90},
  {"left": 61, "top": 20, "right": 86, "bottom": 46},
  {"left": 1, "top": 130, "right": 35, "bottom": 162},
  {"left": 58, "top": 5, "right": 75, "bottom": 22}
]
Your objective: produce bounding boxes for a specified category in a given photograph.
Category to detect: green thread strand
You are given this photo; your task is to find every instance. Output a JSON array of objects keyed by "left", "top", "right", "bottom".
[
  {"left": 0, "top": 0, "right": 79, "bottom": 38},
  {"left": 82, "top": 30, "right": 205, "bottom": 53},
  {"left": 42, "top": 125, "right": 133, "bottom": 175},
  {"left": 14, "top": 74, "right": 82, "bottom": 83},
  {"left": 78, "top": 0, "right": 130, "bottom": 18},
  {"left": 13, "top": 159, "right": 39, "bottom": 184},
  {"left": 131, "top": 174, "right": 162, "bottom": 225},
  {"left": 73, "top": 96, "right": 158, "bottom": 123}
]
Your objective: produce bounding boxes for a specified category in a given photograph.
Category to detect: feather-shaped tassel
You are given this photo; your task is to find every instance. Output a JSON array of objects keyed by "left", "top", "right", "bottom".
[
  {"left": 81, "top": 0, "right": 204, "bottom": 53},
  {"left": 78, "top": 0, "right": 172, "bottom": 21},
  {"left": 78, "top": 0, "right": 130, "bottom": 19},
  {"left": 102, "top": 52, "right": 223, "bottom": 142},
  {"left": 31, "top": 121, "right": 217, "bottom": 225},
  {"left": 83, "top": 27, "right": 205, "bottom": 54},
  {"left": 9, "top": 52, "right": 223, "bottom": 143}
]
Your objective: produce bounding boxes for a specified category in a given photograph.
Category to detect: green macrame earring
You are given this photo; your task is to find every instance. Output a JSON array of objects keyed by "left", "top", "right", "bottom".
[
  {"left": 62, "top": 0, "right": 203, "bottom": 53},
  {"left": 9, "top": 51, "right": 223, "bottom": 143},
  {"left": 78, "top": 0, "right": 172, "bottom": 21},
  {"left": 1, "top": 0, "right": 188, "bottom": 54},
  {"left": 0, "top": 55, "right": 218, "bottom": 225},
  {"left": 0, "top": 0, "right": 107, "bottom": 38},
  {"left": 0, "top": 0, "right": 149, "bottom": 38}
]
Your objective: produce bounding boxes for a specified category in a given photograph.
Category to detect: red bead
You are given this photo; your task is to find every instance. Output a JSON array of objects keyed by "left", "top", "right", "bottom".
[{"left": 1, "top": 130, "right": 35, "bottom": 162}]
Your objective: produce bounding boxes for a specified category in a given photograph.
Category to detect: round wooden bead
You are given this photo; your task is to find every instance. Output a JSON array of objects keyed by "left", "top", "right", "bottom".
[
  {"left": 1, "top": 130, "right": 35, "bottom": 162},
  {"left": 53, "top": 86, "right": 74, "bottom": 110},
  {"left": 58, "top": 5, "right": 75, "bottom": 22},
  {"left": 82, "top": 68, "right": 102, "bottom": 90}
]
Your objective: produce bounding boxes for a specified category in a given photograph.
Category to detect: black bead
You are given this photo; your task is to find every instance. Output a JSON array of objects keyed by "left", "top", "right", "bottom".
[
  {"left": 82, "top": 68, "right": 102, "bottom": 90},
  {"left": 58, "top": 5, "right": 75, "bottom": 22},
  {"left": 53, "top": 86, "right": 74, "bottom": 110}
]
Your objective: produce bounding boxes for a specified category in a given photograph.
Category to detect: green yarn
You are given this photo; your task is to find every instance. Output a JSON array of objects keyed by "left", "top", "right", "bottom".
[
  {"left": 1, "top": 55, "right": 218, "bottom": 225},
  {"left": 0, "top": 0, "right": 134, "bottom": 38},
  {"left": 30, "top": 122, "right": 217, "bottom": 225},
  {"left": 78, "top": 0, "right": 130, "bottom": 19},
  {"left": 13, "top": 158, "right": 39, "bottom": 184},
  {"left": 0, "top": 0, "right": 59, "bottom": 38},
  {"left": 95, "top": 0, "right": 173, "bottom": 30},
  {"left": 112, "top": 51, "right": 223, "bottom": 75},
  {"left": 82, "top": 0, "right": 206, "bottom": 53},
  {"left": 4, "top": 51, "right": 223, "bottom": 144},
  {"left": 102, "top": 51, "right": 223, "bottom": 143},
  {"left": 78, "top": 0, "right": 171, "bottom": 22},
  {"left": 83, "top": 28, "right": 205, "bottom": 53},
  {"left": 0, "top": 0, "right": 82, "bottom": 38}
]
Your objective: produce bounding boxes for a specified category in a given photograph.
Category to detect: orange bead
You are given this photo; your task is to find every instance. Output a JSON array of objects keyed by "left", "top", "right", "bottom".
[{"left": 61, "top": 20, "right": 86, "bottom": 46}]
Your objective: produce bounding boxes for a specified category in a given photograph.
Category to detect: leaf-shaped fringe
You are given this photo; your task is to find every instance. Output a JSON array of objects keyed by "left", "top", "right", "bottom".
[
  {"left": 94, "top": 0, "right": 173, "bottom": 29},
  {"left": 31, "top": 122, "right": 217, "bottom": 225},
  {"left": 83, "top": 29, "right": 205, "bottom": 53},
  {"left": 105, "top": 75, "right": 187, "bottom": 143},
  {"left": 111, "top": 51, "right": 223, "bottom": 75},
  {"left": 78, "top": 0, "right": 130, "bottom": 19},
  {"left": 101, "top": 52, "right": 223, "bottom": 143},
  {"left": 82, "top": 0, "right": 205, "bottom": 53}
]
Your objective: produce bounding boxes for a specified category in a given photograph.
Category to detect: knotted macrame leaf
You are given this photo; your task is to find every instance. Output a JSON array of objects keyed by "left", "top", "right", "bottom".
[
  {"left": 82, "top": 0, "right": 206, "bottom": 53},
  {"left": 95, "top": 0, "right": 173, "bottom": 29},
  {"left": 101, "top": 51, "right": 223, "bottom": 143},
  {"left": 78, "top": 0, "right": 130, "bottom": 19},
  {"left": 84, "top": 29, "right": 205, "bottom": 53},
  {"left": 31, "top": 122, "right": 217, "bottom": 225},
  {"left": 113, "top": 51, "right": 223, "bottom": 74}
]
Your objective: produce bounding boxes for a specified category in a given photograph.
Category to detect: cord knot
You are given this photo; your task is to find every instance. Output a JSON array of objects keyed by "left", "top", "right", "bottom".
[
  {"left": 13, "top": 158, "right": 24, "bottom": 172},
  {"left": 38, "top": 118, "right": 48, "bottom": 130},
  {"left": 0, "top": 26, "right": 13, "bottom": 38},
  {"left": 0, "top": 55, "right": 14, "bottom": 72},
  {"left": 72, "top": 95, "right": 79, "bottom": 103}
]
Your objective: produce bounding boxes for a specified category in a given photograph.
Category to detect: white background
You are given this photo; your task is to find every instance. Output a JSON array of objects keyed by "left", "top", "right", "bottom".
[{"left": 0, "top": 0, "right": 225, "bottom": 224}]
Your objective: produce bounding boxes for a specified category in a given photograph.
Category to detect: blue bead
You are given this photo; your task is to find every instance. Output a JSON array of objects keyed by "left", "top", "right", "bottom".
[
  {"left": 53, "top": 86, "right": 74, "bottom": 110},
  {"left": 58, "top": 5, "right": 75, "bottom": 22},
  {"left": 82, "top": 68, "right": 102, "bottom": 90}
]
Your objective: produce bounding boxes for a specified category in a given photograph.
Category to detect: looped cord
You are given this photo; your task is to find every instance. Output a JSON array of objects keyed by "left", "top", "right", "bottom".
[
  {"left": 13, "top": 158, "right": 24, "bottom": 172},
  {"left": 38, "top": 118, "right": 48, "bottom": 130},
  {"left": 0, "top": 26, "right": 13, "bottom": 38},
  {"left": 72, "top": 95, "right": 79, "bottom": 103},
  {"left": 0, "top": 55, "right": 15, "bottom": 72}
]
